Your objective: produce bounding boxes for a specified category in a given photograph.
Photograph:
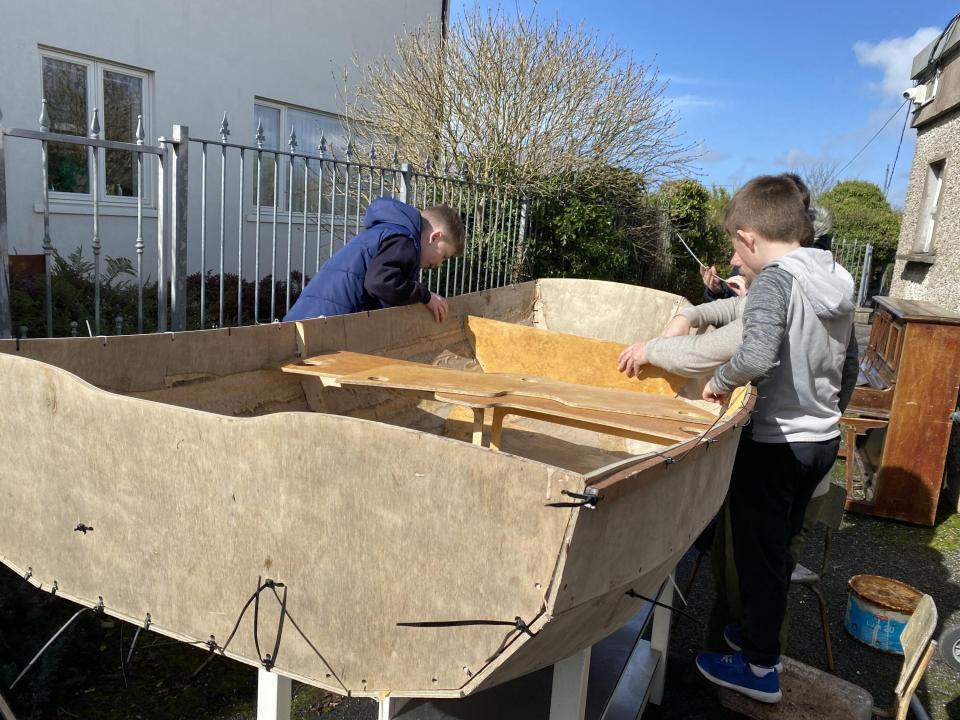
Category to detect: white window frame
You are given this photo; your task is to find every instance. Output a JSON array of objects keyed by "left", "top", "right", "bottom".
[
  {"left": 913, "top": 158, "right": 946, "bottom": 255},
  {"left": 251, "top": 98, "right": 352, "bottom": 220},
  {"left": 39, "top": 47, "right": 154, "bottom": 209}
]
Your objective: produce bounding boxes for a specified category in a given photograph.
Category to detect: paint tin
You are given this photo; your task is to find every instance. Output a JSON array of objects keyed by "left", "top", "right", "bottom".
[{"left": 844, "top": 574, "right": 922, "bottom": 654}]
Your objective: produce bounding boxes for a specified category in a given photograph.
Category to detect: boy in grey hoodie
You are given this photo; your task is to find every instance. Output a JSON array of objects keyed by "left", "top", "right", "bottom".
[{"left": 694, "top": 175, "right": 855, "bottom": 704}]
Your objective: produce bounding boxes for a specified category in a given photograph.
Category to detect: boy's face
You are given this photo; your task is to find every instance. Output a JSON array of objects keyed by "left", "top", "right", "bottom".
[
  {"left": 420, "top": 230, "right": 458, "bottom": 270},
  {"left": 729, "top": 230, "right": 766, "bottom": 276},
  {"left": 729, "top": 249, "right": 756, "bottom": 284}
]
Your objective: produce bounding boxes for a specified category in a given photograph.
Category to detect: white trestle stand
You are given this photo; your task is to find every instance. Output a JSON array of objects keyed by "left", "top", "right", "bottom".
[
  {"left": 548, "top": 646, "right": 592, "bottom": 720},
  {"left": 257, "top": 667, "right": 292, "bottom": 720}
]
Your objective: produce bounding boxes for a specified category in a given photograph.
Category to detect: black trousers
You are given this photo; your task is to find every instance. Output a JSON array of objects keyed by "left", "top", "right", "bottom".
[{"left": 729, "top": 436, "right": 840, "bottom": 667}]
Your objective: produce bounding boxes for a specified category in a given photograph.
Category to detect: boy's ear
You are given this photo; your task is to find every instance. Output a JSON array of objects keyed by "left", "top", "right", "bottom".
[
  {"left": 428, "top": 229, "right": 443, "bottom": 245},
  {"left": 737, "top": 230, "right": 758, "bottom": 253}
]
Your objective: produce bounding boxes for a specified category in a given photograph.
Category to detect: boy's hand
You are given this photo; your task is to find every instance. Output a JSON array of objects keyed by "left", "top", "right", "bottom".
[
  {"left": 699, "top": 265, "right": 722, "bottom": 294},
  {"left": 617, "top": 341, "right": 648, "bottom": 378},
  {"left": 426, "top": 293, "right": 449, "bottom": 323},
  {"left": 726, "top": 276, "right": 747, "bottom": 296},
  {"left": 661, "top": 315, "right": 691, "bottom": 337},
  {"left": 702, "top": 380, "right": 728, "bottom": 404}
]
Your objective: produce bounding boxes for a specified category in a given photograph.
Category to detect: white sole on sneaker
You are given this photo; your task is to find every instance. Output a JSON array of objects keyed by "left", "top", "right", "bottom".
[
  {"left": 695, "top": 661, "right": 783, "bottom": 704},
  {"left": 723, "top": 631, "right": 784, "bottom": 673}
]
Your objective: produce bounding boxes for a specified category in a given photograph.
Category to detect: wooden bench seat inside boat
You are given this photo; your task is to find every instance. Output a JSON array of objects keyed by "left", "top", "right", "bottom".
[{"left": 283, "top": 351, "right": 715, "bottom": 448}]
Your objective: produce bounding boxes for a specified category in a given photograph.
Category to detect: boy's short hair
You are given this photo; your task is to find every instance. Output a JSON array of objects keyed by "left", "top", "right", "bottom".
[
  {"left": 781, "top": 172, "right": 810, "bottom": 209},
  {"left": 724, "top": 175, "right": 814, "bottom": 246},
  {"left": 422, "top": 205, "right": 465, "bottom": 254}
]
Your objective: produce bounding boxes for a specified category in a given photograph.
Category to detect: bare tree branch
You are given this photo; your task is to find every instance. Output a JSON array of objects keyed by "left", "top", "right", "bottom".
[{"left": 348, "top": 4, "right": 692, "bottom": 196}]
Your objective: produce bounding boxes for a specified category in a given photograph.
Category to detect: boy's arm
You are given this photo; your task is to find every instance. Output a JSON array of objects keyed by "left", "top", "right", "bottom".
[
  {"left": 838, "top": 325, "right": 860, "bottom": 412},
  {"left": 709, "top": 268, "right": 792, "bottom": 394},
  {"left": 645, "top": 320, "right": 743, "bottom": 377},
  {"left": 364, "top": 235, "right": 431, "bottom": 306},
  {"left": 679, "top": 296, "right": 744, "bottom": 329}
]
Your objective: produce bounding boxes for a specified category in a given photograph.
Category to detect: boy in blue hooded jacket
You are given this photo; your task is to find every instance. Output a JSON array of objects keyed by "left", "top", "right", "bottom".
[{"left": 284, "top": 198, "right": 464, "bottom": 323}]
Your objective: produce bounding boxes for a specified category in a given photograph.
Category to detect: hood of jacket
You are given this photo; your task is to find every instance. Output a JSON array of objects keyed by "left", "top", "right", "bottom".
[
  {"left": 363, "top": 197, "right": 421, "bottom": 239},
  {"left": 771, "top": 247, "right": 855, "bottom": 319}
]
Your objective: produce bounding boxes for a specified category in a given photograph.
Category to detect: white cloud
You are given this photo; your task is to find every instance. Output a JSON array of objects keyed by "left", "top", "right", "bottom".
[
  {"left": 854, "top": 26, "right": 942, "bottom": 96},
  {"left": 775, "top": 148, "right": 834, "bottom": 168},
  {"left": 668, "top": 94, "right": 718, "bottom": 111},
  {"left": 693, "top": 139, "right": 730, "bottom": 164}
]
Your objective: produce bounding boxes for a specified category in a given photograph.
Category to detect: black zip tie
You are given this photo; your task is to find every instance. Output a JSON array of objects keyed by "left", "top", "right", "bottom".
[
  {"left": 191, "top": 636, "right": 221, "bottom": 678},
  {"left": 265, "top": 585, "right": 349, "bottom": 694},
  {"left": 94, "top": 596, "right": 105, "bottom": 615},
  {"left": 10, "top": 606, "right": 92, "bottom": 689},
  {"left": 50, "top": 580, "right": 58, "bottom": 595},
  {"left": 624, "top": 589, "right": 703, "bottom": 627},
  {"left": 126, "top": 613, "right": 152, "bottom": 664},
  {"left": 653, "top": 450, "right": 676, "bottom": 465},
  {"left": 545, "top": 489, "right": 603, "bottom": 509},
  {"left": 399, "top": 614, "right": 540, "bottom": 665},
  {"left": 74, "top": 523, "right": 94, "bottom": 534}
]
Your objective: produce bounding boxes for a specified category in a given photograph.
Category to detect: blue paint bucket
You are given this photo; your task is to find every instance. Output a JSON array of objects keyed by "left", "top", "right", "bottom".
[{"left": 844, "top": 574, "right": 922, "bottom": 654}]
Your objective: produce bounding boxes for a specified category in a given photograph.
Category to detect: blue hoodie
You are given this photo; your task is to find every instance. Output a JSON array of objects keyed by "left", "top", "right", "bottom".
[{"left": 284, "top": 198, "right": 422, "bottom": 320}]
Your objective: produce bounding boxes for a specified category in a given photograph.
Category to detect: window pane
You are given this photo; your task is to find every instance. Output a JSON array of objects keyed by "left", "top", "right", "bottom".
[
  {"left": 289, "top": 109, "right": 347, "bottom": 214},
  {"left": 42, "top": 57, "right": 89, "bottom": 193},
  {"left": 253, "top": 104, "right": 280, "bottom": 206},
  {"left": 104, "top": 71, "right": 143, "bottom": 197}
]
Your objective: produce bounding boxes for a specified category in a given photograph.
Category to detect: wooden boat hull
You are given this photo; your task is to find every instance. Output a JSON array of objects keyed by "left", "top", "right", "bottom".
[{"left": 0, "top": 279, "right": 752, "bottom": 698}]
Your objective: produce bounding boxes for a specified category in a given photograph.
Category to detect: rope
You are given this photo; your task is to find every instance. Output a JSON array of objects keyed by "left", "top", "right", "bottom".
[{"left": 10, "top": 607, "right": 92, "bottom": 689}]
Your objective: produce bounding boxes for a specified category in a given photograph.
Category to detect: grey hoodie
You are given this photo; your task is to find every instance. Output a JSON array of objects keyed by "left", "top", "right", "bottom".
[{"left": 712, "top": 247, "right": 856, "bottom": 443}]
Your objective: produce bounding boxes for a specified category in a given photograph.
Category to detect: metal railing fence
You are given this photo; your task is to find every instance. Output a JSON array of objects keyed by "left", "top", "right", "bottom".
[{"left": 0, "top": 102, "right": 529, "bottom": 338}]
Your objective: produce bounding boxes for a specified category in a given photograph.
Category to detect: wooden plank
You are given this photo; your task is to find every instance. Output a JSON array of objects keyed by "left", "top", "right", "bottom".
[
  {"left": 465, "top": 315, "right": 684, "bottom": 396},
  {"left": 301, "top": 350, "right": 422, "bottom": 375},
  {"left": 337, "top": 363, "right": 716, "bottom": 424},
  {"left": 434, "top": 391, "right": 703, "bottom": 444}
]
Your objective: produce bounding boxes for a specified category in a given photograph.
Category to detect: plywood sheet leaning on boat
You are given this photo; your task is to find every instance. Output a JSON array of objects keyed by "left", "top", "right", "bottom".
[{"left": 465, "top": 315, "right": 684, "bottom": 396}]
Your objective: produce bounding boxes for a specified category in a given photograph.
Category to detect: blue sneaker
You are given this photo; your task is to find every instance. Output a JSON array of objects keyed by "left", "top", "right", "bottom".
[
  {"left": 696, "top": 651, "right": 782, "bottom": 703},
  {"left": 723, "top": 624, "right": 784, "bottom": 672}
]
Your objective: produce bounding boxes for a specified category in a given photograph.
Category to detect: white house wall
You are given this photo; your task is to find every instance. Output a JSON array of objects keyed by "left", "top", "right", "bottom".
[{"left": 0, "top": 0, "right": 442, "bottom": 298}]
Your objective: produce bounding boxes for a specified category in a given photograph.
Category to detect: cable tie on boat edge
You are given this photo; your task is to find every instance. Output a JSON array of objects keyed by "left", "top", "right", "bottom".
[
  {"left": 545, "top": 488, "right": 603, "bottom": 509},
  {"left": 624, "top": 589, "right": 703, "bottom": 627}
]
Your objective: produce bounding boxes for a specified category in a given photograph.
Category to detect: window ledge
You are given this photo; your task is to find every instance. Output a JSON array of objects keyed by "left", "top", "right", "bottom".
[
  {"left": 33, "top": 201, "right": 158, "bottom": 218},
  {"left": 898, "top": 252, "right": 936, "bottom": 265}
]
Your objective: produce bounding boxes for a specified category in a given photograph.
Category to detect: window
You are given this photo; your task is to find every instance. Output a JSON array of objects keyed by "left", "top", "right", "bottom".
[
  {"left": 41, "top": 50, "right": 150, "bottom": 200},
  {"left": 914, "top": 159, "right": 946, "bottom": 254},
  {"left": 252, "top": 101, "right": 352, "bottom": 214}
]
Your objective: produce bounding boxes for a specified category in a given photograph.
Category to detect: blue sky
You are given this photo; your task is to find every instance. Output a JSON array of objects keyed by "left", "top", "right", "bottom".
[{"left": 454, "top": 1, "right": 956, "bottom": 208}]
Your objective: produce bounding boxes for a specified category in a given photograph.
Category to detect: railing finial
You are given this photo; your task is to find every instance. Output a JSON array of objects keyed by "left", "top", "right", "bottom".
[
  {"left": 220, "top": 112, "right": 230, "bottom": 143},
  {"left": 346, "top": 138, "right": 354, "bottom": 161},
  {"left": 369, "top": 144, "right": 377, "bottom": 164},
  {"left": 288, "top": 126, "right": 298, "bottom": 152},
  {"left": 89, "top": 108, "right": 100, "bottom": 138},
  {"left": 392, "top": 147, "right": 400, "bottom": 170},
  {"left": 39, "top": 99, "right": 49, "bottom": 132},
  {"left": 135, "top": 115, "right": 144, "bottom": 145},
  {"left": 255, "top": 119, "right": 265, "bottom": 149},
  {"left": 317, "top": 132, "right": 327, "bottom": 158}
]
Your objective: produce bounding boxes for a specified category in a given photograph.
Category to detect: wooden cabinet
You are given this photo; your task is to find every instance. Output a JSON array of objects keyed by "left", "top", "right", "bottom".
[{"left": 841, "top": 297, "right": 960, "bottom": 525}]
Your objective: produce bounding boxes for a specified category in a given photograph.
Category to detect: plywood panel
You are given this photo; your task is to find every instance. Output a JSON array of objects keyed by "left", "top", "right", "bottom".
[
  {"left": 534, "top": 279, "right": 690, "bottom": 345},
  {"left": 465, "top": 316, "right": 684, "bottom": 396},
  {"left": 0, "top": 353, "right": 577, "bottom": 697}
]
